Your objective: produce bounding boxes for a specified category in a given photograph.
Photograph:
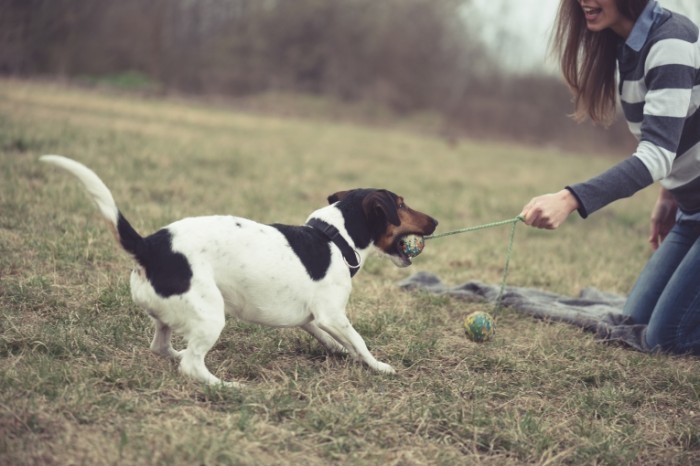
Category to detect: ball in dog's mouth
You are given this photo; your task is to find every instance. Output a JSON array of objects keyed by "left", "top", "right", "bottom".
[{"left": 398, "top": 234, "right": 425, "bottom": 258}]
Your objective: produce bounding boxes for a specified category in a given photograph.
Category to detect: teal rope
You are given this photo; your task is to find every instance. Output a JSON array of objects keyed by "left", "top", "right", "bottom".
[{"left": 425, "top": 215, "right": 524, "bottom": 313}]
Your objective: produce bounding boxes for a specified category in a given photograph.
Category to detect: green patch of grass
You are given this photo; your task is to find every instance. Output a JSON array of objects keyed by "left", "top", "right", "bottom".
[{"left": 82, "top": 71, "right": 162, "bottom": 93}]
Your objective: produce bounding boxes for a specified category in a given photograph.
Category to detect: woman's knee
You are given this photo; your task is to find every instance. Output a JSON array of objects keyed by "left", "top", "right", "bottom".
[{"left": 644, "top": 324, "right": 700, "bottom": 355}]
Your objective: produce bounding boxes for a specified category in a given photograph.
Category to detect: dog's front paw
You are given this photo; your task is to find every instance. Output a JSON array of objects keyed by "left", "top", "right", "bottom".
[{"left": 373, "top": 362, "right": 396, "bottom": 374}]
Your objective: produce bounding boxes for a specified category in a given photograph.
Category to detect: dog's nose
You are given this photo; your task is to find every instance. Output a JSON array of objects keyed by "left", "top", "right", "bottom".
[{"left": 428, "top": 216, "right": 438, "bottom": 233}]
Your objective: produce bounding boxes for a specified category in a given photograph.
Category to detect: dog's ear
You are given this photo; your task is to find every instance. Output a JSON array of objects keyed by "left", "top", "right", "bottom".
[
  {"left": 327, "top": 190, "right": 350, "bottom": 204},
  {"left": 362, "top": 190, "right": 401, "bottom": 227}
]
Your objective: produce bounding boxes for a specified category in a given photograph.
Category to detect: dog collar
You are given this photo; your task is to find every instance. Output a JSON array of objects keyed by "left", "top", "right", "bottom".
[{"left": 307, "top": 218, "right": 361, "bottom": 277}]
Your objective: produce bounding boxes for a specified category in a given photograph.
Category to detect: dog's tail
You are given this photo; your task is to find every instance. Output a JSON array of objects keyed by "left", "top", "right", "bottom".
[{"left": 40, "top": 155, "right": 144, "bottom": 257}]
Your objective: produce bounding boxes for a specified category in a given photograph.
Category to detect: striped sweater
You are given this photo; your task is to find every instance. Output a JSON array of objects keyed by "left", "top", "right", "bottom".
[{"left": 567, "top": 1, "right": 700, "bottom": 219}]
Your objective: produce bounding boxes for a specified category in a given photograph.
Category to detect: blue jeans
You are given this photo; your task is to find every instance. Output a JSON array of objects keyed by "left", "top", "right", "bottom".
[{"left": 623, "top": 220, "right": 700, "bottom": 355}]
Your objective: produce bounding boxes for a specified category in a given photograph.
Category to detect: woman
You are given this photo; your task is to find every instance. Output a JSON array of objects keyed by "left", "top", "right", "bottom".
[{"left": 520, "top": 0, "right": 700, "bottom": 355}]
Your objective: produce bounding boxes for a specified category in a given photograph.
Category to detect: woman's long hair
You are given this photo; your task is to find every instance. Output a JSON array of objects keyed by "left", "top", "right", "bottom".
[{"left": 552, "top": 0, "right": 649, "bottom": 125}]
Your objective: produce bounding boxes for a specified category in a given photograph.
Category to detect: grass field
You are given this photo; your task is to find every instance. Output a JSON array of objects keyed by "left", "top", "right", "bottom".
[{"left": 1, "top": 78, "right": 699, "bottom": 465}]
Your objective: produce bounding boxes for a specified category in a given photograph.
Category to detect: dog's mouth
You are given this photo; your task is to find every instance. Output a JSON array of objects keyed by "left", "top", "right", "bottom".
[{"left": 391, "top": 233, "right": 423, "bottom": 267}]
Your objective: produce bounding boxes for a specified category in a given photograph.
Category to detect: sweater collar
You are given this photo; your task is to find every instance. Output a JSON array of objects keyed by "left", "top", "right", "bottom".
[{"left": 626, "top": 1, "right": 662, "bottom": 52}]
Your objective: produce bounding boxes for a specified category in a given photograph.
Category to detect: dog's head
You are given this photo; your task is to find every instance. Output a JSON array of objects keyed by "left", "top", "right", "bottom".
[{"left": 328, "top": 189, "right": 438, "bottom": 267}]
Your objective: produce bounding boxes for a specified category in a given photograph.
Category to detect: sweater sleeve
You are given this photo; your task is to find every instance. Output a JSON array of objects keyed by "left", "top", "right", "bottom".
[{"left": 566, "top": 156, "right": 654, "bottom": 218}]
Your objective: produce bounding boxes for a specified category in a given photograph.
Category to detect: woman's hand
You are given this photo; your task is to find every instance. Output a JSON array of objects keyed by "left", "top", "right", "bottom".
[
  {"left": 520, "top": 189, "right": 580, "bottom": 230},
  {"left": 649, "top": 188, "right": 677, "bottom": 250}
]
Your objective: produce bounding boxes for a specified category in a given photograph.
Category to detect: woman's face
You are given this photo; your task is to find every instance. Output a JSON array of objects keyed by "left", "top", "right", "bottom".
[{"left": 578, "top": 0, "right": 635, "bottom": 37}]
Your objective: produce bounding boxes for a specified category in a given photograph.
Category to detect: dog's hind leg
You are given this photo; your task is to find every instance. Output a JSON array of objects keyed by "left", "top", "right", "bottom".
[
  {"left": 302, "top": 321, "right": 348, "bottom": 354},
  {"left": 177, "top": 285, "right": 242, "bottom": 388},
  {"left": 316, "top": 314, "right": 396, "bottom": 374},
  {"left": 149, "top": 317, "right": 182, "bottom": 360}
]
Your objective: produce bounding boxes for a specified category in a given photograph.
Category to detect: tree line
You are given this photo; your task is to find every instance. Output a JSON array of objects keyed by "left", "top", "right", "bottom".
[{"left": 0, "top": 0, "right": 637, "bottom": 150}]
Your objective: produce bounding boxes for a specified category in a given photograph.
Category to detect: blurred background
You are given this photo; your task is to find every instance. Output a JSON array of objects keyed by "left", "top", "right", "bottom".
[{"left": 1, "top": 0, "right": 698, "bottom": 153}]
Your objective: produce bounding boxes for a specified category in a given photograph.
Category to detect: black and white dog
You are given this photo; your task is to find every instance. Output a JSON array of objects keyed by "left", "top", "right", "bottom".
[{"left": 41, "top": 155, "right": 437, "bottom": 386}]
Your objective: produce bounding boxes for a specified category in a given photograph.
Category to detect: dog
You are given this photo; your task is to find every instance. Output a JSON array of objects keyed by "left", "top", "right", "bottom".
[{"left": 40, "top": 155, "right": 438, "bottom": 387}]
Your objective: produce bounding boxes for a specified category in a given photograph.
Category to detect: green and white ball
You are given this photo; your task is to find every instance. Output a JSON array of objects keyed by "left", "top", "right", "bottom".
[
  {"left": 463, "top": 311, "right": 496, "bottom": 342},
  {"left": 399, "top": 234, "right": 425, "bottom": 257}
]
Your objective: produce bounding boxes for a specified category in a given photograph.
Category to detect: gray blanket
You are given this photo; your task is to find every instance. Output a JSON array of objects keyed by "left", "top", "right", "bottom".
[{"left": 399, "top": 271, "right": 649, "bottom": 352}]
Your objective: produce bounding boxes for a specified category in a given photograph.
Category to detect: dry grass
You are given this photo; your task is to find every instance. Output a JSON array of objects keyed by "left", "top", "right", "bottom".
[{"left": 1, "top": 78, "right": 698, "bottom": 465}]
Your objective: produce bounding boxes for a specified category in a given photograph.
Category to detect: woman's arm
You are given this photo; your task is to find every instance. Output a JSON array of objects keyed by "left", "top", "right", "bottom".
[{"left": 649, "top": 187, "right": 677, "bottom": 250}]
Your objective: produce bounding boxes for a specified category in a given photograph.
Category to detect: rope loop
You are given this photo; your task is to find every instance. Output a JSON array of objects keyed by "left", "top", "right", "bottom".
[{"left": 425, "top": 215, "right": 524, "bottom": 313}]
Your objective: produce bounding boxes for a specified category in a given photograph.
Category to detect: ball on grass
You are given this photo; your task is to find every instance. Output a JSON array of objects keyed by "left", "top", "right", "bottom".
[
  {"left": 399, "top": 234, "right": 425, "bottom": 257},
  {"left": 463, "top": 311, "right": 496, "bottom": 342}
]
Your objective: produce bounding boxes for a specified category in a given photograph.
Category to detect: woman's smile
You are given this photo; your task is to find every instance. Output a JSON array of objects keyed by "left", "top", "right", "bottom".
[
  {"left": 582, "top": 6, "right": 603, "bottom": 21},
  {"left": 579, "top": 0, "right": 634, "bottom": 37}
]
